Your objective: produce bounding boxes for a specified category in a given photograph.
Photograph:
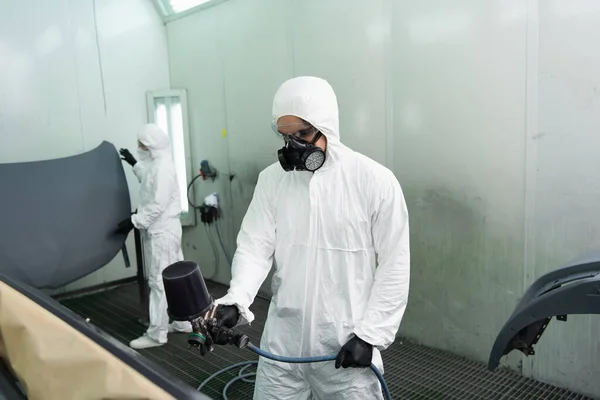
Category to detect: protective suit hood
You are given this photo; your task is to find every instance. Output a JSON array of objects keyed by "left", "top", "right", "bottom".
[
  {"left": 137, "top": 124, "right": 171, "bottom": 160},
  {"left": 272, "top": 77, "right": 347, "bottom": 169}
]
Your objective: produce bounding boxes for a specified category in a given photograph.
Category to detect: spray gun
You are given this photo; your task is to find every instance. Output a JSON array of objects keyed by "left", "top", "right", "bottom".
[{"left": 162, "top": 261, "right": 250, "bottom": 355}]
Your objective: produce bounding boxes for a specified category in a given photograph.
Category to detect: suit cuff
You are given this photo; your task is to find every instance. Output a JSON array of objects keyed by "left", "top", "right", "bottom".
[{"left": 355, "top": 325, "right": 386, "bottom": 351}]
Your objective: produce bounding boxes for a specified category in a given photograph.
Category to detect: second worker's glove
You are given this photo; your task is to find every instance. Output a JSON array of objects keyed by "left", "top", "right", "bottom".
[
  {"left": 119, "top": 148, "right": 137, "bottom": 167},
  {"left": 116, "top": 217, "right": 134, "bottom": 235}
]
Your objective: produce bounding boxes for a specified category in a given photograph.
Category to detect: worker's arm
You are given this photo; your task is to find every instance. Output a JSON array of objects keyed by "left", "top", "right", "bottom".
[
  {"left": 215, "top": 170, "right": 276, "bottom": 326},
  {"left": 131, "top": 166, "right": 172, "bottom": 230},
  {"left": 132, "top": 162, "right": 145, "bottom": 183},
  {"left": 354, "top": 170, "right": 410, "bottom": 351}
]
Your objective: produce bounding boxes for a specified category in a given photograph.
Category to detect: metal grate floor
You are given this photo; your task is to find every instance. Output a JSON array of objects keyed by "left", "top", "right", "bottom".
[{"left": 61, "top": 282, "right": 595, "bottom": 400}]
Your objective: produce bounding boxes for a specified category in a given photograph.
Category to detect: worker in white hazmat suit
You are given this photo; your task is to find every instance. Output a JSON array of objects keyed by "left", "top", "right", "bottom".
[
  {"left": 211, "top": 77, "right": 410, "bottom": 399},
  {"left": 117, "top": 123, "right": 192, "bottom": 349}
]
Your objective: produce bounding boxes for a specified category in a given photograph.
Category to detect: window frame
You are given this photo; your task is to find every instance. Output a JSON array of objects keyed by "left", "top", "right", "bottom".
[{"left": 145, "top": 89, "right": 196, "bottom": 227}]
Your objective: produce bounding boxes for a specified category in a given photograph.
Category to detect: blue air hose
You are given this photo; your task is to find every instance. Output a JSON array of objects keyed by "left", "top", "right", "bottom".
[{"left": 197, "top": 343, "right": 392, "bottom": 400}]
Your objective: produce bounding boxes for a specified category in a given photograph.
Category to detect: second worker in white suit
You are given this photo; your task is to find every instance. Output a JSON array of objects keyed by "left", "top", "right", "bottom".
[{"left": 117, "top": 123, "right": 192, "bottom": 349}]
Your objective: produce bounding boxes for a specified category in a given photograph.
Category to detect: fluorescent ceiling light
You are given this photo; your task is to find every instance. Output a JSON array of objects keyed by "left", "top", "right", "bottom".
[
  {"left": 153, "top": 0, "right": 224, "bottom": 22},
  {"left": 170, "top": 0, "right": 212, "bottom": 13}
]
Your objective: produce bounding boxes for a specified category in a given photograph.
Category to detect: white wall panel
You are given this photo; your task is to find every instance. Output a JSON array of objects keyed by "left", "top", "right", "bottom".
[
  {"left": 391, "top": 0, "right": 528, "bottom": 367},
  {"left": 166, "top": 6, "right": 227, "bottom": 282},
  {"left": 526, "top": 1, "right": 600, "bottom": 395},
  {"left": 291, "top": 0, "right": 390, "bottom": 165},
  {"left": 0, "top": 0, "right": 82, "bottom": 161}
]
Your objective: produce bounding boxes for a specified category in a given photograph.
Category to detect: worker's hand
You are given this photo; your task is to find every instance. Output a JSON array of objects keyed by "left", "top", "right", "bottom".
[
  {"left": 335, "top": 335, "right": 373, "bottom": 369},
  {"left": 119, "top": 148, "right": 137, "bottom": 167},
  {"left": 214, "top": 305, "right": 240, "bottom": 329},
  {"left": 207, "top": 305, "right": 240, "bottom": 345},
  {"left": 116, "top": 217, "right": 134, "bottom": 235}
]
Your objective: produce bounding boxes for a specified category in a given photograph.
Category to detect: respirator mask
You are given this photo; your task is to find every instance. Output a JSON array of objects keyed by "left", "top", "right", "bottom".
[
  {"left": 137, "top": 149, "right": 150, "bottom": 161},
  {"left": 277, "top": 131, "right": 326, "bottom": 172},
  {"left": 137, "top": 142, "right": 151, "bottom": 162}
]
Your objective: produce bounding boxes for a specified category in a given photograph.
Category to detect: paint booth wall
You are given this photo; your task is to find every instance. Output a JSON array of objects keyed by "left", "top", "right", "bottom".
[
  {"left": 0, "top": 0, "right": 170, "bottom": 293},
  {"left": 166, "top": 0, "right": 600, "bottom": 397}
]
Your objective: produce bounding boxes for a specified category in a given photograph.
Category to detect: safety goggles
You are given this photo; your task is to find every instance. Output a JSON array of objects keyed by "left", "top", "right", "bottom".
[{"left": 271, "top": 120, "right": 318, "bottom": 142}]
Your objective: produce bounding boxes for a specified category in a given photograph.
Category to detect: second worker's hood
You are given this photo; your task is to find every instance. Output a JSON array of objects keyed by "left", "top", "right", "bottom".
[{"left": 137, "top": 123, "right": 172, "bottom": 161}]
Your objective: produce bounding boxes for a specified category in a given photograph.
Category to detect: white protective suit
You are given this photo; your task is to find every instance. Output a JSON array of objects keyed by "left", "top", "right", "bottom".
[
  {"left": 216, "top": 77, "right": 410, "bottom": 399},
  {"left": 130, "top": 124, "right": 190, "bottom": 346}
]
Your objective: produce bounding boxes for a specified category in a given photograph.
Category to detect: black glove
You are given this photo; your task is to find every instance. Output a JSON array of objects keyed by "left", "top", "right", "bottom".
[
  {"left": 335, "top": 335, "right": 373, "bottom": 369},
  {"left": 215, "top": 305, "right": 240, "bottom": 329},
  {"left": 116, "top": 217, "right": 134, "bottom": 234},
  {"left": 209, "top": 305, "right": 240, "bottom": 345},
  {"left": 119, "top": 148, "right": 137, "bottom": 167}
]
